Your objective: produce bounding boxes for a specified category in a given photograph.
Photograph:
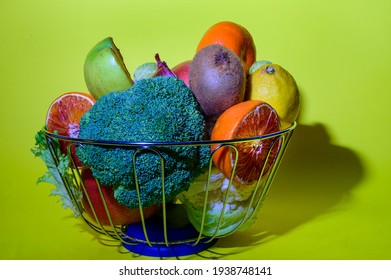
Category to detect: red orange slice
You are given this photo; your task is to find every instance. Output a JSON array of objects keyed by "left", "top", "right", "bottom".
[
  {"left": 46, "top": 92, "right": 95, "bottom": 165},
  {"left": 210, "top": 100, "right": 281, "bottom": 185}
]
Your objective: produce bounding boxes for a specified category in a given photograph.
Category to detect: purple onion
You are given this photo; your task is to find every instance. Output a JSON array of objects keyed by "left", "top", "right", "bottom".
[{"left": 152, "top": 53, "right": 177, "bottom": 77}]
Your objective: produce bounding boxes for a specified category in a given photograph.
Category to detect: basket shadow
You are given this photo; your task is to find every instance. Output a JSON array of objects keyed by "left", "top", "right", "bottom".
[{"left": 215, "top": 122, "right": 365, "bottom": 251}]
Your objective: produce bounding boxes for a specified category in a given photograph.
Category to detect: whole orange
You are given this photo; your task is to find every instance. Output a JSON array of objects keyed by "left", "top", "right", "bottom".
[{"left": 196, "top": 21, "right": 256, "bottom": 74}]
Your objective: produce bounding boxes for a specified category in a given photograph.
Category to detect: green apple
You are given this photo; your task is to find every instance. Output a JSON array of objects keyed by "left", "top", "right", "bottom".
[{"left": 84, "top": 37, "right": 133, "bottom": 100}]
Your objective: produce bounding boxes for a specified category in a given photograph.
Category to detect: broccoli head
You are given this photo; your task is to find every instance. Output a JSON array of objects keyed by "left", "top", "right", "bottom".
[{"left": 76, "top": 76, "right": 211, "bottom": 208}]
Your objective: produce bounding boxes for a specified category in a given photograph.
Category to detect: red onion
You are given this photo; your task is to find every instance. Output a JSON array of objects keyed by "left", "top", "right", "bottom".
[{"left": 152, "top": 53, "right": 177, "bottom": 77}]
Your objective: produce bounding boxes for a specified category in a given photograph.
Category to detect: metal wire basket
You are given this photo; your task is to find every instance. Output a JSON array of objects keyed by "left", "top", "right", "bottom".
[{"left": 43, "top": 122, "right": 295, "bottom": 258}]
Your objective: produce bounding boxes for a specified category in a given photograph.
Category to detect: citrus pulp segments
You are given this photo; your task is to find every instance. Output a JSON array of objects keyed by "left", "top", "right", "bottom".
[
  {"left": 46, "top": 92, "right": 95, "bottom": 136},
  {"left": 45, "top": 92, "right": 95, "bottom": 167},
  {"left": 232, "top": 103, "right": 281, "bottom": 185}
]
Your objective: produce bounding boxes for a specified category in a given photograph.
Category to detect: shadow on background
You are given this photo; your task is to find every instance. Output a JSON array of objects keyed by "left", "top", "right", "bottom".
[{"left": 216, "top": 122, "right": 366, "bottom": 251}]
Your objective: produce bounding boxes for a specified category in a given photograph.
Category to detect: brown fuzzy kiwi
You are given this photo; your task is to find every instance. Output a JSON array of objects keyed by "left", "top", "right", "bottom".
[{"left": 189, "top": 44, "right": 246, "bottom": 125}]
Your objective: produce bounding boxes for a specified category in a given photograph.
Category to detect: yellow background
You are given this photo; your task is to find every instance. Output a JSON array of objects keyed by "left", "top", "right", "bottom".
[{"left": 1, "top": 0, "right": 390, "bottom": 260}]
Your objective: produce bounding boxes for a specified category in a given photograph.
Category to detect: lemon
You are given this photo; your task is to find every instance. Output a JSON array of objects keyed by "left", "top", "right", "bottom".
[
  {"left": 248, "top": 60, "right": 272, "bottom": 75},
  {"left": 245, "top": 63, "right": 300, "bottom": 129}
]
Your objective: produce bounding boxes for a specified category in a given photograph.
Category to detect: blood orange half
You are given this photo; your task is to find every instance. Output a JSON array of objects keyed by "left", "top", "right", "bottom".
[
  {"left": 46, "top": 92, "right": 95, "bottom": 165},
  {"left": 210, "top": 100, "right": 281, "bottom": 185}
]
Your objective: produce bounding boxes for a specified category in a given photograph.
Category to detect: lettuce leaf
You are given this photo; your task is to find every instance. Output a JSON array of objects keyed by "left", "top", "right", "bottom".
[
  {"left": 183, "top": 200, "right": 251, "bottom": 237},
  {"left": 31, "top": 129, "right": 82, "bottom": 217},
  {"left": 180, "top": 170, "right": 256, "bottom": 237}
]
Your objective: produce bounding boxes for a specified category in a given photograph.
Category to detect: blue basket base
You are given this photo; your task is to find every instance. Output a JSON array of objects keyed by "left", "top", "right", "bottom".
[
  {"left": 121, "top": 235, "right": 217, "bottom": 258},
  {"left": 121, "top": 204, "right": 217, "bottom": 258}
]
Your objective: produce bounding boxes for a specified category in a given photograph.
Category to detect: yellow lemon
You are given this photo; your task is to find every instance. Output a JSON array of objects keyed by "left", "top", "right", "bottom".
[{"left": 245, "top": 63, "right": 300, "bottom": 129}]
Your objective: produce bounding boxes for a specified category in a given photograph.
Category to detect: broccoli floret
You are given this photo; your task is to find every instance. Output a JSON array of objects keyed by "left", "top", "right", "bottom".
[{"left": 76, "top": 76, "right": 210, "bottom": 208}]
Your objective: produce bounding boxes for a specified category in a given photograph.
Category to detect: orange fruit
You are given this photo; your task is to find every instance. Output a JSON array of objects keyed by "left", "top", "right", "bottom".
[
  {"left": 46, "top": 92, "right": 95, "bottom": 165},
  {"left": 210, "top": 100, "right": 281, "bottom": 185},
  {"left": 196, "top": 21, "right": 256, "bottom": 74}
]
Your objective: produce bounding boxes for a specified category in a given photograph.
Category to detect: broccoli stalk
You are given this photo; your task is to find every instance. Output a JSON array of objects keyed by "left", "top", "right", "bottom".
[{"left": 76, "top": 76, "right": 210, "bottom": 208}]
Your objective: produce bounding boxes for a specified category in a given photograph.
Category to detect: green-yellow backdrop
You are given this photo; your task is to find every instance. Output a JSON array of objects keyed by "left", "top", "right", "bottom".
[{"left": 1, "top": 0, "right": 390, "bottom": 260}]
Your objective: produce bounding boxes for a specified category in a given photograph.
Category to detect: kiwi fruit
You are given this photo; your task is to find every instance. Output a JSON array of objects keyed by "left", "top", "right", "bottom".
[{"left": 189, "top": 44, "right": 246, "bottom": 125}]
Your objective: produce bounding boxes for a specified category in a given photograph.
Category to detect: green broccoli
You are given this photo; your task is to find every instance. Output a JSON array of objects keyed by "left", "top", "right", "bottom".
[{"left": 76, "top": 76, "right": 211, "bottom": 208}]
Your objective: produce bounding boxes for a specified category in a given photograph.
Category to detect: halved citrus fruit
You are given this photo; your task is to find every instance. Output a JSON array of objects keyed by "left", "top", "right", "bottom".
[
  {"left": 210, "top": 100, "right": 281, "bottom": 185},
  {"left": 46, "top": 92, "right": 95, "bottom": 166}
]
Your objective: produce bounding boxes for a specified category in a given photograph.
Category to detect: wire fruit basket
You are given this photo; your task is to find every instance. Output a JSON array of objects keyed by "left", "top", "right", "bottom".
[{"left": 43, "top": 122, "right": 295, "bottom": 258}]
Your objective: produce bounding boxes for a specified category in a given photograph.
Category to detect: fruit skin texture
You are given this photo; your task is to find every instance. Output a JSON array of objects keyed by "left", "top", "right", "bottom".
[
  {"left": 245, "top": 64, "right": 300, "bottom": 129},
  {"left": 84, "top": 37, "right": 134, "bottom": 100},
  {"left": 172, "top": 60, "right": 192, "bottom": 87},
  {"left": 249, "top": 60, "right": 273, "bottom": 75},
  {"left": 196, "top": 21, "right": 256, "bottom": 74},
  {"left": 210, "top": 100, "right": 281, "bottom": 185},
  {"left": 81, "top": 169, "right": 160, "bottom": 226},
  {"left": 189, "top": 44, "right": 246, "bottom": 128}
]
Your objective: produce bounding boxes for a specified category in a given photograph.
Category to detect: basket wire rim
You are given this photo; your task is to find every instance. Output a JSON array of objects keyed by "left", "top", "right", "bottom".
[
  {"left": 42, "top": 122, "right": 296, "bottom": 147},
  {"left": 42, "top": 122, "right": 296, "bottom": 255}
]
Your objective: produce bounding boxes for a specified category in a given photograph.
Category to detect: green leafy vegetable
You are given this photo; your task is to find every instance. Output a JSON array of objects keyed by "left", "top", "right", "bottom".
[
  {"left": 179, "top": 168, "right": 258, "bottom": 237},
  {"left": 31, "top": 129, "right": 82, "bottom": 216}
]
